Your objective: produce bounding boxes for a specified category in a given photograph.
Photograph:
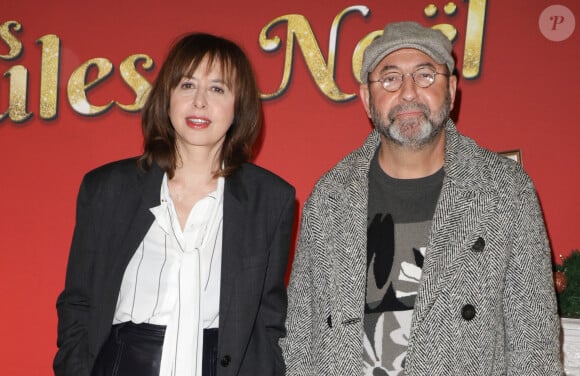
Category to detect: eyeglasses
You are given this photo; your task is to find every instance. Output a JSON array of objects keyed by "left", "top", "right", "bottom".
[{"left": 368, "top": 67, "right": 450, "bottom": 92}]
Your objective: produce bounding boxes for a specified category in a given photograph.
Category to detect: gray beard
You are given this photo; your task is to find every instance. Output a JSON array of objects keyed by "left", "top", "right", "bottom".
[{"left": 370, "top": 91, "right": 451, "bottom": 149}]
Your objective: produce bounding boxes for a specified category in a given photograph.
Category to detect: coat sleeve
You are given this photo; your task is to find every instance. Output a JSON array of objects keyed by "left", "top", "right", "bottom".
[
  {"left": 503, "top": 181, "right": 563, "bottom": 375},
  {"left": 53, "top": 176, "right": 96, "bottom": 376},
  {"left": 259, "top": 187, "right": 296, "bottom": 375},
  {"left": 281, "top": 195, "right": 318, "bottom": 375}
]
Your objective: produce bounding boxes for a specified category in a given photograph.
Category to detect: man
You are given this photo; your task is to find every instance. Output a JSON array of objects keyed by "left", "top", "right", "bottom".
[{"left": 282, "top": 21, "right": 562, "bottom": 375}]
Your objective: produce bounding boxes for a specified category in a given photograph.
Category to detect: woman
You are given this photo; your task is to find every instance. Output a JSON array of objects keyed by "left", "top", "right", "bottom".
[{"left": 54, "top": 33, "right": 295, "bottom": 376}]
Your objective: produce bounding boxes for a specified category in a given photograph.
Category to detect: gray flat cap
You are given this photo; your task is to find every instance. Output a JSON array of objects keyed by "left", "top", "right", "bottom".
[{"left": 360, "top": 21, "right": 454, "bottom": 83}]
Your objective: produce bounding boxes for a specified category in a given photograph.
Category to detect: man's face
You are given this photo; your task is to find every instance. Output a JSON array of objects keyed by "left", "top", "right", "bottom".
[{"left": 360, "top": 48, "right": 457, "bottom": 149}]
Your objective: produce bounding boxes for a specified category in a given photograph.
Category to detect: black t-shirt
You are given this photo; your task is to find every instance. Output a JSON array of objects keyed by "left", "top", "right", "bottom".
[{"left": 364, "top": 148, "right": 443, "bottom": 374}]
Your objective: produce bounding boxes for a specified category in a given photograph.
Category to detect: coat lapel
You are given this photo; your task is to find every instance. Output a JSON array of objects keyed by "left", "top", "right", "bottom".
[
  {"left": 410, "top": 121, "right": 499, "bottom": 329},
  {"left": 410, "top": 180, "right": 475, "bottom": 326},
  {"left": 333, "top": 133, "right": 378, "bottom": 323}
]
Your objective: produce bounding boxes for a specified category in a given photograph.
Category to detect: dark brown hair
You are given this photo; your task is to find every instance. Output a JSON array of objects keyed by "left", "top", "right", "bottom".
[{"left": 139, "top": 33, "right": 262, "bottom": 177}]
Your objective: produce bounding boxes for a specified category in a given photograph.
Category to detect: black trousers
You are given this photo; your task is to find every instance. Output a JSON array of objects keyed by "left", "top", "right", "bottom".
[{"left": 91, "top": 322, "right": 218, "bottom": 376}]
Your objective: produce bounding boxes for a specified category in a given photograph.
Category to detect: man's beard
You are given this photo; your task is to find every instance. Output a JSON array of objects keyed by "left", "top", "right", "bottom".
[{"left": 370, "top": 91, "right": 452, "bottom": 149}]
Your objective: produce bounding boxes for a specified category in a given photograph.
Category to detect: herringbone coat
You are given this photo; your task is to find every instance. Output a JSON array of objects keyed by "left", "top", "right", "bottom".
[{"left": 282, "top": 120, "right": 563, "bottom": 375}]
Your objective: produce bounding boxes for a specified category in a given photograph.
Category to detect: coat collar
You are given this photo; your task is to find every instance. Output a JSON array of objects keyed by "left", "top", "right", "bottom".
[{"left": 352, "top": 119, "right": 493, "bottom": 192}]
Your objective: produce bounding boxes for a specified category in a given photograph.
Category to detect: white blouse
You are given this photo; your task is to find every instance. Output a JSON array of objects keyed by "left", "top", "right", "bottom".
[{"left": 113, "top": 173, "right": 224, "bottom": 376}]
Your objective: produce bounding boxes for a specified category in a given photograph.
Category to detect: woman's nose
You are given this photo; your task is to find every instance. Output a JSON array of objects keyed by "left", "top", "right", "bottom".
[{"left": 193, "top": 91, "right": 207, "bottom": 108}]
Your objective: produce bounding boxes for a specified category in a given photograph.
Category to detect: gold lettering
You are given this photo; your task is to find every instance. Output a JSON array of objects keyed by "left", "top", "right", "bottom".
[
  {"left": 352, "top": 30, "right": 382, "bottom": 83},
  {"left": 2, "top": 65, "right": 32, "bottom": 122},
  {"left": 432, "top": 24, "right": 458, "bottom": 44},
  {"left": 1, "top": 6, "right": 489, "bottom": 122},
  {"left": 37, "top": 34, "right": 60, "bottom": 120},
  {"left": 0, "top": 20, "right": 23, "bottom": 60},
  {"left": 67, "top": 58, "right": 114, "bottom": 116},
  {"left": 116, "top": 54, "right": 154, "bottom": 112},
  {"left": 424, "top": 2, "right": 487, "bottom": 78},
  {"left": 463, "top": 0, "right": 488, "bottom": 79},
  {"left": 259, "top": 6, "right": 369, "bottom": 101}
]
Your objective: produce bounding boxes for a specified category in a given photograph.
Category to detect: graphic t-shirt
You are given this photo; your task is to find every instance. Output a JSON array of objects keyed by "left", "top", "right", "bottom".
[{"left": 364, "top": 149, "right": 443, "bottom": 375}]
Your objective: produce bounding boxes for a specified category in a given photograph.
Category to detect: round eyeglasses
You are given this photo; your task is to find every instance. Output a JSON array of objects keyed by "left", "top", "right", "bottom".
[{"left": 368, "top": 67, "right": 450, "bottom": 92}]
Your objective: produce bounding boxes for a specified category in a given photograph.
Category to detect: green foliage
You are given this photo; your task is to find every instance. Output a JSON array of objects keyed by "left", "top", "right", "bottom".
[{"left": 556, "top": 250, "right": 580, "bottom": 318}]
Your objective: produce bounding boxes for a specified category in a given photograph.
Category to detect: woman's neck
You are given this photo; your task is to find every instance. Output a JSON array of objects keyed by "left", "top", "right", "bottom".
[{"left": 169, "top": 146, "right": 221, "bottom": 229}]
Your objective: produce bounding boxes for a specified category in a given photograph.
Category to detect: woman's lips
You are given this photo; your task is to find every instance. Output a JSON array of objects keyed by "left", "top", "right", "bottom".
[{"left": 186, "top": 116, "right": 210, "bottom": 128}]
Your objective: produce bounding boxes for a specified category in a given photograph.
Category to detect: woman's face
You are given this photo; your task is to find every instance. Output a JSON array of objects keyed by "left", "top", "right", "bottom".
[{"left": 169, "top": 57, "right": 235, "bottom": 156}]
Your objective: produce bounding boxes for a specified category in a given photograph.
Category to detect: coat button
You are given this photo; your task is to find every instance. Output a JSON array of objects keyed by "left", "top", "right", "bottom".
[
  {"left": 220, "top": 355, "right": 231, "bottom": 367},
  {"left": 471, "top": 237, "right": 485, "bottom": 252},
  {"left": 461, "top": 304, "right": 476, "bottom": 320}
]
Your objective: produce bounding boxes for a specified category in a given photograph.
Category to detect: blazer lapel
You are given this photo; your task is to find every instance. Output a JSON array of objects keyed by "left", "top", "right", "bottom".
[
  {"left": 219, "top": 172, "right": 246, "bottom": 325},
  {"left": 98, "top": 161, "right": 164, "bottom": 335},
  {"left": 116, "top": 163, "right": 164, "bottom": 268}
]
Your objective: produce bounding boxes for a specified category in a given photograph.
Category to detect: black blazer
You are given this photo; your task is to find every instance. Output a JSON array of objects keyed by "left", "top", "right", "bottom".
[{"left": 54, "top": 158, "right": 295, "bottom": 376}]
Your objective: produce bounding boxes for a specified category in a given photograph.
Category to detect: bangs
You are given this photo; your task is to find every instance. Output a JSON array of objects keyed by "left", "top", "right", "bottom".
[
  {"left": 178, "top": 51, "right": 237, "bottom": 90},
  {"left": 163, "top": 33, "right": 245, "bottom": 92}
]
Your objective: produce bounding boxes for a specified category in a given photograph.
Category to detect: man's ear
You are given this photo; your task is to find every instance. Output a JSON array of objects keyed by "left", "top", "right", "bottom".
[
  {"left": 448, "top": 74, "right": 458, "bottom": 112},
  {"left": 360, "top": 84, "right": 372, "bottom": 118}
]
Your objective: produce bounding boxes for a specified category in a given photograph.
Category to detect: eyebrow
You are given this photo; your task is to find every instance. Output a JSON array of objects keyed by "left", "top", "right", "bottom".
[{"left": 181, "top": 76, "right": 229, "bottom": 86}]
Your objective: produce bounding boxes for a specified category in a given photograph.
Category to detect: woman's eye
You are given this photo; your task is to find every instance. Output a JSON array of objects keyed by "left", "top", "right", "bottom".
[
  {"left": 211, "top": 86, "right": 225, "bottom": 94},
  {"left": 181, "top": 82, "right": 194, "bottom": 89}
]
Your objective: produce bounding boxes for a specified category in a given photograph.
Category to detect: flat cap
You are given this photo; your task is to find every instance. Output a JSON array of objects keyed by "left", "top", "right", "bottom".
[{"left": 360, "top": 21, "right": 454, "bottom": 83}]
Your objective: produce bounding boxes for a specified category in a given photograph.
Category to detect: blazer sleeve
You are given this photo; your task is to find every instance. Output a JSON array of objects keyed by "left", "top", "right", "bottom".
[
  {"left": 260, "top": 187, "right": 296, "bottom": 375},
  {"left": 53, "top": 176, "right": 96, "bottom": 376},
  {"left": 503, "top": 182, "right": 563, "bottom": 375}
]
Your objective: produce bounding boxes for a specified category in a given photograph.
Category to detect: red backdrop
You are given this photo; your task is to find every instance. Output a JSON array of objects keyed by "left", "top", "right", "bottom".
[{"left": 1, "top": 1, "right": 579, "bottom": 374}]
